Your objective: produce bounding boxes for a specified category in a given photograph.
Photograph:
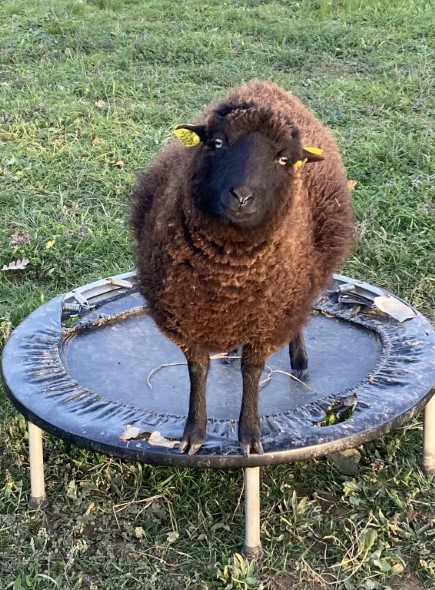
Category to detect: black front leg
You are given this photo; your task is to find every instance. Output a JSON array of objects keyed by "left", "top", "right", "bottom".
[
  {"left": 238, "top": 346, "right": 265, "bottom": 458},
  {"left": 179, "top": 349, "right": 210, "bottom": 456},
  {"left": 289, "top": 332, "right": 308, "bottom": 380}
]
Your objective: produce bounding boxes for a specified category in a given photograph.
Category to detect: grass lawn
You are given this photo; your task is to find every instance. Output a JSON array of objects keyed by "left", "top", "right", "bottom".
[{"left": 0, "top": 0, "right": 434, "bottom": 588}]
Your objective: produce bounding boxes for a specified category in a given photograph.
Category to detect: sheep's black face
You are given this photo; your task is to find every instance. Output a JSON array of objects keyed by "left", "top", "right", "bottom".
[{"left": 190, "top": 127, "right": 302, "bottom": 229}]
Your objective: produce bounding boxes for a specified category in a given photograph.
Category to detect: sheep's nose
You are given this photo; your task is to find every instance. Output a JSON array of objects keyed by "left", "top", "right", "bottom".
[{"left": 229, "top": 188, "right": 255, "bottom": 208}]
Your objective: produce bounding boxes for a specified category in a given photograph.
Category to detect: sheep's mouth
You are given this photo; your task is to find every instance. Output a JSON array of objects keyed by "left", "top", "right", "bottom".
[{"left": 222, "top": 206, "right": 258, "bottom": 226}]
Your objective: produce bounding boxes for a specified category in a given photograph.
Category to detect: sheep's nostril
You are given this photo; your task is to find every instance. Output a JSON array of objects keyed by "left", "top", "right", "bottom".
[{"left": 230, "top": 188, "right": 255, "bottom": 207}]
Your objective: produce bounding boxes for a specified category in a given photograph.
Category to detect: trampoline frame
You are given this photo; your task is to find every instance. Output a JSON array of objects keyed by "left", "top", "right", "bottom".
[{"left": 3, "top": 271, "right": 435, "bottom": 558}]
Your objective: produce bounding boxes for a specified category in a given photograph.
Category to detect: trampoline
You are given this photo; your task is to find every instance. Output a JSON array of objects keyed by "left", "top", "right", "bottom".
[{"left": 2, "top": 271, "right": 435, "bottom": 557}]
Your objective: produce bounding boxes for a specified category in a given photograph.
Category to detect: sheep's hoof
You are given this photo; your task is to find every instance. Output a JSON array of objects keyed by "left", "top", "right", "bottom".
[
  {"left": 239, "top": 422, "right": 264, "bottom": 457},
  {"left": 179, "top": 423, "right": 205, "bottom": 455},
  {"left": 240, "top": 440, "right": 264, "bottom": 458},
  {"left": 291, "top": 368, "right": 308, "bottom": 382},
  {"left": 179, "top": 438, "right": 203, "bottom": 455},
  {"left": 179, "top": 440, "right": 203, "bottom": 456}
]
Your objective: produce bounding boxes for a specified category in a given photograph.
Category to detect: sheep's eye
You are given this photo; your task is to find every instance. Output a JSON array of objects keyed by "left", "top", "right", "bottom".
[
  {"left": 278, "top": 156, "right": 288, "bottom": 166},
  {"left": 213, "top": 138, "right": 224, "bottom": 149}
]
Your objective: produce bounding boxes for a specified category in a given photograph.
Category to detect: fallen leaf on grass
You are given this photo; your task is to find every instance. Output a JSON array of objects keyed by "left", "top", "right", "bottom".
[
  {"left": 135, "top": 526, "right": 145, "bottom": 539},
  {"left": 347, "top": 179, "right": 358, "bottom": 192},
  {"left": 407, "top": 509, "right": 418, "bottom": 522},
  {"left": 2, "top": 258, "right": 30, "bottom": 271},
  {"left": 166, "top": 531, "right": 179, "bottom": 544}
]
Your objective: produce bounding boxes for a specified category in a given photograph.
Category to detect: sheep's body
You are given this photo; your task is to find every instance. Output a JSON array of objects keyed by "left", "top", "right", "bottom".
[{"left": 132, "top": 81, "right": 354, "bottom": 455}]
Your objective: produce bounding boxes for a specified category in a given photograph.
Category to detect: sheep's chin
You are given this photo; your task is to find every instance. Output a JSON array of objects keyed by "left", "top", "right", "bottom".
[{"left": 201, "top": 209, "right": 263, "bottom": 231}]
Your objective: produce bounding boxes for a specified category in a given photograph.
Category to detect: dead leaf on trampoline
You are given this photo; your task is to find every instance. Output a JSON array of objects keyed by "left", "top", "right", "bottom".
[
  {"left": 374, "top": 295, "right": 416, "bottom": 322},
  {"left": 146, "top": 431, "right": 180, "bottom": 448},
  {"left": 119, "top": 425, "right": 179, "bottom": 448},
  {"left": 119, "top": 424, "right": 141, "bottom": 441}
]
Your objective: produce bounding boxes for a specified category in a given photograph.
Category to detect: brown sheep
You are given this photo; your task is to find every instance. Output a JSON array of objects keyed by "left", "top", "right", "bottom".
[{"left": 131, "top": 80, "right": 354, "bottom": 457}]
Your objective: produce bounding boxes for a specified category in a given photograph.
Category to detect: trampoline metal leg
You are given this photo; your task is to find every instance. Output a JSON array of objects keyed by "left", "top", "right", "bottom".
[
  {"left": 423, "top": 393, "right": 435, "bottom": 475},
  {"left": 28, "top": 422, "right": 47, "bottom": 508},
  {"left": 242, "top": 467, "right": 263, "bottom": 559}
]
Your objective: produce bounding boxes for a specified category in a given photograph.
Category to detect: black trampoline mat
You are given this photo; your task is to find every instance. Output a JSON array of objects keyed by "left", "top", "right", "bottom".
[{"left": 61, "top": 311, "right": 381, "bottom": 420}]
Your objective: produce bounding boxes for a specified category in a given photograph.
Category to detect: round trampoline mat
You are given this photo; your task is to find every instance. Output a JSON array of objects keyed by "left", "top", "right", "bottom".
[
  {"left": 62, "top": 310, "right": 381, "bottom": 419},
  {"left": 2, "top": 272, "right": 435, "bottom": 468}
]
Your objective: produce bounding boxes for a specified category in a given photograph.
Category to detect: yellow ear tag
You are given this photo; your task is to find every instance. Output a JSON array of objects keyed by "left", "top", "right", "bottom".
[
  {"left": 294, "top": 146, "right": 323, "bottom": 168},
  {"left": 174, "top": 127, "right": 201, "bottom": 147},
  {"left": 294, "top": 158, "right": 307, "bottom": 168},
  {"left": 304, "top": 146, "right": 323, "bottom": 156}
]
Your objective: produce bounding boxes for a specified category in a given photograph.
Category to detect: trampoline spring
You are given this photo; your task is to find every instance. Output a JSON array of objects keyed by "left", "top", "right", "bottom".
[
  {"left": 107, "top": 277, "right": 133, "bottom": 289},
  {"left": 62, "top": 303, "right": 82, "bottom": 312},
  {"left": 337, "top": 282, "right": 356, "bottom": 293},
  {"left": 72, "top": 291, "right": 90, "bottom": 308}
]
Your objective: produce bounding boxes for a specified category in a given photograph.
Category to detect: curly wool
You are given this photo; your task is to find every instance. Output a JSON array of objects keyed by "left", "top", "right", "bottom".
[{"left": 132, "top": 81, "right": 354, "bottom": 360}]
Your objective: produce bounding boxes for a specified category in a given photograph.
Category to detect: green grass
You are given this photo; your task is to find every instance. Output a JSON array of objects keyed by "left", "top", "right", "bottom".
[{"left": 0, "top": 0, "right": 434, "bottom": 588}]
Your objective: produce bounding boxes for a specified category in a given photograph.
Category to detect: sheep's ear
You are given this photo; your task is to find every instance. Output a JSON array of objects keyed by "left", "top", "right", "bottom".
[
  {"left": 302, "top": 146, "right": 324, "bottom": 163},
  {"left": 174, "top": 125, "right": 207, "bottom": 147},
  {"left": 294, "top": 146, "right": 324, "bottom": 168}
]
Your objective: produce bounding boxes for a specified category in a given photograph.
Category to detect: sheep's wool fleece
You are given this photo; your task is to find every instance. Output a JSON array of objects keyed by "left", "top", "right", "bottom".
[{"left": 133, "top": 81, "right": 354, "bottom": 359}]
